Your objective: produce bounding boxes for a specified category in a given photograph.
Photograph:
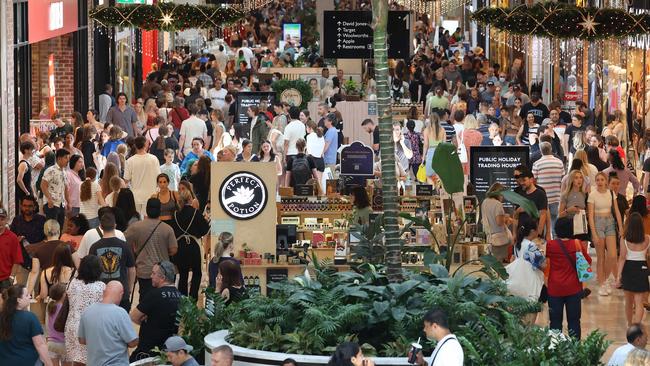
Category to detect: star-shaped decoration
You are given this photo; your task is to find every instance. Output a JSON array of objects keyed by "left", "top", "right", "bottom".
[
  {"left": 161, "top": 12, "right": 174, "bottom": 26},
  {"left": 578, "top": 13, "right": 600, "bottom": 35}
]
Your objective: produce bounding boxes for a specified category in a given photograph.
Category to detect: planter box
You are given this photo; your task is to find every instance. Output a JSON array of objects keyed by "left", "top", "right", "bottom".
[{"left": 205, "top": 330, "right": 412, "bottom": 366}]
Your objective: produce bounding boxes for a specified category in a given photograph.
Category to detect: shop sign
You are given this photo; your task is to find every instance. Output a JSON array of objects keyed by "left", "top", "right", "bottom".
[
  {"left": 235, "top": 91, "right": 275, "bottom": 127},
  {"left": 323, "top": 11, "right": 411, "bottom": 59},
  {"left": 280, "top": 88, "right": 303, "bottom": 107},
  {"left": 367, "top": 102, "right": 377, "bottom": 116},
  {"left": 564, "top": 91, "right": 579, "bottom": 102},
  {"left": 469, "top": 146, "right": 530, "bottom": 204},
  {"left": 29, "top": 0, "right": 78, "bottom": 44},
  {"left": 340, "top": 141, "right": 374, "bottom": 177},
  {"left": 219, "top": 172, "right": 268, "bottom": 220}
]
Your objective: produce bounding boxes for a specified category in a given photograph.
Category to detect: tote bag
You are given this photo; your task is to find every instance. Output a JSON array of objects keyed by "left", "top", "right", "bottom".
[
  {"left": 573, "top": 210, "right": 588, "bottom": 236},
  {"left": 416, "top": 164, "right": 427, "bottom": 183},
  {"left": 456, "top": 131, "right": 468, "bottom": 163},
  {"left": 506, "top": 242, "right": 544, "bottom": 301}
]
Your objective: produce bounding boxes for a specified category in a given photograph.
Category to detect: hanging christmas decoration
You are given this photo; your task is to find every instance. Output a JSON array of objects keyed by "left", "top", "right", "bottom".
[
  {"left": 89, "top": 3, "right": 245, "bottom": 31},
  {"left": 471, "top": 2, "right": 650, "bottom": 40}
]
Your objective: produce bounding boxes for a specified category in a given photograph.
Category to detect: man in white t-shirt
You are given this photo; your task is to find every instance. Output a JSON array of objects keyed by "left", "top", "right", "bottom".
[
  {"left": 410, "top": 309, "right": 463, "bottom": 366},
  {"left": 608, "top": 324, "right": 647, "bottom": 366},
  {"left": 283, "top": 106, "right": 306, "bottom": 183},
  {"left": 75, "top": 207, "right": 127, "bottom": 264},
  {"left": 239, "top": 40, "right": 254, "bottom": 69},
  {"left": 208, "top": 79, "right": 227, "bottom": 110},
  {"left": 179, "top": 104, "right": 208, "bottom": 157},
  {"left": 124, "top": 136, "right": 162, "bottom": 216}
]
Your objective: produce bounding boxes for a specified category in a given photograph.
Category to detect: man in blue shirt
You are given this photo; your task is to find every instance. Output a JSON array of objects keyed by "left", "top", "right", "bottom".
[{"left": 323, "top": 113, "right": 339, "bottom": 176}]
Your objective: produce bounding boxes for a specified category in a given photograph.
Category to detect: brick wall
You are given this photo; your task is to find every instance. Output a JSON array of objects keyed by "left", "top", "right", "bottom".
[
  {"left": 30, "top": 33, "right": 76, "bottom": 119},
  {"left": 5, "top": 0, "right": 16, "bottom": 216}
]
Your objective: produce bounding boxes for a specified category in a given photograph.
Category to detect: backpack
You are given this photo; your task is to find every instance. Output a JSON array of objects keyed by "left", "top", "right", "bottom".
[{"left": 291, "top": 156, "right": 312, "bottom": 186}]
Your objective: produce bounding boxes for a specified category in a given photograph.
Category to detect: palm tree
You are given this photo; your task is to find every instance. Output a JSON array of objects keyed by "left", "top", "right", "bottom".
[{"left": 371, "top": 0, "right": 401, "bottom": 282}]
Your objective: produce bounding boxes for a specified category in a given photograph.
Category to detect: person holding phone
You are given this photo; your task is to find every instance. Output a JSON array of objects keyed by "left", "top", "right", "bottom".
[{"left": 409, "top": 309, "right": 463, "bottom": 366}]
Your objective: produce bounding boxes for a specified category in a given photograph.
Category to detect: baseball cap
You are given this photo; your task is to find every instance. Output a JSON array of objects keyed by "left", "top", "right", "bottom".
[
  {"left": 486, "top": 81, "right": 494, "bottom": 86},
  {"left": 0, "top": 207, "right": 8, "bottom": 217},
  {"left": 164, "top": 336, "right": 193, "bottom": 353}
]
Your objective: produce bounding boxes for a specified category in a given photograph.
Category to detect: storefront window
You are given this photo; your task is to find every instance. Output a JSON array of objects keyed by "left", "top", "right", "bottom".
[{"left": 30, "top": 34, "right": 76, "bottom": 119}]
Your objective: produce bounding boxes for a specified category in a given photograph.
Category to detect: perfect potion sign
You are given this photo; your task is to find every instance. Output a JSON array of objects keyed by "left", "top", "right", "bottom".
[{"left": 219, "top": 172, "right": 268, "bottom": 220}]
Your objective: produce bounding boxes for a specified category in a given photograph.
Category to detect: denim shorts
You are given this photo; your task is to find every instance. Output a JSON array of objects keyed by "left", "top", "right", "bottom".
[
  {"left": 425, "top": 147, "right": 436, "bottom": 176},
  {"left": 594, "top": 215, "right": 617, "bottom": 237}
]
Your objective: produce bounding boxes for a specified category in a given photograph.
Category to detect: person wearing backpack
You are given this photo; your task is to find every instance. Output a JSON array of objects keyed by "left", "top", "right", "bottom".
[{"left": 286, "top": 139, "right": 319, "bottom": 192}]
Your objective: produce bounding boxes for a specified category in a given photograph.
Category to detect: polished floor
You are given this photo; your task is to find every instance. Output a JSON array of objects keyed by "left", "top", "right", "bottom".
[{"left": 534, "top": 248, "right": 632, "bottom": 362}]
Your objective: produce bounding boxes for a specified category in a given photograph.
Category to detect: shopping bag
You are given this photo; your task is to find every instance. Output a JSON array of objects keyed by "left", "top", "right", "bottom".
[
  {"left": 575, "top": 251, "right": 594, "bottom": 282},
  {"left": 573, "top": 210, "right": 588, "bottom": 235},
  {"left": 416, "top": 164, "right": 427, "bottom": 183},
  {"left": 506, "top": 258, "right": 544, "bottom": 301}
]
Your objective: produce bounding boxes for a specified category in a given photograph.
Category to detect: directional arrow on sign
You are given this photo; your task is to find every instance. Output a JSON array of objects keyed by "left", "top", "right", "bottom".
[
  {"left": 337, "top": 21, "right": 341, "bottom": 25},
  {"left": 338, "top": 45, "right": 341, "bottom": 48}
]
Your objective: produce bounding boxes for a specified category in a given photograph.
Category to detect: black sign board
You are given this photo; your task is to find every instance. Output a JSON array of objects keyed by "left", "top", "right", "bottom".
[
  {"left": 323, "top": 11, "right": 410, "bottom": 59},
  {"left": 340, "top": 141, "right": 374, "bottom": 176},
  {"left": 235, "top": 91, "right": 275, "bottom": 127},
  {"left": 294, "top": 184, "right": 314, "bottom": 196},
  {"left": 469, "top": 146, "right": 530, "bottom": 204},
  {"left": 266, "top": 268, "right": 289, "bottom": 295},
  {"left": 416, "top": 184, "right": 433, "bottom": 196}
]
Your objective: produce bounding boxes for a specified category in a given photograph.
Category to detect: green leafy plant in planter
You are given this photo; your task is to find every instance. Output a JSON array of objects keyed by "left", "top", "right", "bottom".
[
  {"left": 344, "top": 79, "right": 364, "bottom": 101},
  {"left": 176, "top": 287, "right": 237, "bottom": 363}
]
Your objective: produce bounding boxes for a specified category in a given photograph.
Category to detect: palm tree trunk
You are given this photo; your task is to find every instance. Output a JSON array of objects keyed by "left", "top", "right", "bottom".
[{"left": 371, "top": 0, "right": 401, "bottom": 282}]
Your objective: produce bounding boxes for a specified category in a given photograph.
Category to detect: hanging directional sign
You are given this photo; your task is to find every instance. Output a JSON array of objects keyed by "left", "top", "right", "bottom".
[{"left": 323, "top": 11, "right": 411, "bottom": 59}]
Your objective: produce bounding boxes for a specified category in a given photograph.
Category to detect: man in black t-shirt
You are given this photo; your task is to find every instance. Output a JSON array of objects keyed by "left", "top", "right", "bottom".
[
  {"left": 89, "top": 212, "right": 135, "bottom": 311},
  {"left": 129, "top": 260, "right": 182, "bottom": 362},
  {"left": 361, "top": 118, "right": 380, "bottom": 153},
  {"left": 513, "top": 165, "right": 549, "bottom": 241},
  {"left": 564, "top": 115, "right": 586, "bottom": 155}
]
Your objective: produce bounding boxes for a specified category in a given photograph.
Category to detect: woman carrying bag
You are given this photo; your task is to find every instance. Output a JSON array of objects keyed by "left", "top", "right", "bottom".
[
  {"left": 480, "top": 183, "right": 513, "bottom": 262},
  {"left": 506, "top": 219, "right": 546, "bottom": 304}
]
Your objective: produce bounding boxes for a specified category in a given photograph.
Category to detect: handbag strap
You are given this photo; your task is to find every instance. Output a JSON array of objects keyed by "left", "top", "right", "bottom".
[
  {"left": 557, "top": 239, "right": 579, "bottom": 279},
  {"left": 135, "top": 222, "right": 162, "bottom": 259}
]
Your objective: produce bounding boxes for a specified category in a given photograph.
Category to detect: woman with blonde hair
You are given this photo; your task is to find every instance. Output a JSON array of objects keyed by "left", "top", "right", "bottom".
[
  {"left": 624, "top": 348, "right": 650, "bottom": 365},
  {"left": 573, "top": 149, "right": 597, "bottom": 185},
  {"left": 134, "top": 100, "right": 147, "bottom": 132},
  {"left": 100, "top": 162, "right": 120, "bottom": 198},
  {"left": 208, "top": 232, "right": 242, "bottom": 289},
  {"left": 459, "top": 114, "right": 484, "bottom": 175},
  {"left": 588, "top": 171, "right": 624, "bottom": 296},
  {"left": 105, "top": 175, "right": 124, "bottom": 207},
  {"left": 422, "top": 113, "right": 446, "bottom": 184}
]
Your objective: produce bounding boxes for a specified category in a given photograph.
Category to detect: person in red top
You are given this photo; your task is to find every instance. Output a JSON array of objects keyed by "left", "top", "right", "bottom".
[
  {"left": 546, "top": 216, "right": 592, "bottom": 339},
  {"left": 169, "top": 97, "right": 190, "bottom": 139},
  {"left": 0, "top": 207, "right": 24, "bottom": 291}
]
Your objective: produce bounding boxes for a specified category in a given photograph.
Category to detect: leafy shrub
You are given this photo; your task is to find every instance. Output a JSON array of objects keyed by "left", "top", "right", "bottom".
[{"left": 178, "top": 264, "right": 609, "bottom": 365}]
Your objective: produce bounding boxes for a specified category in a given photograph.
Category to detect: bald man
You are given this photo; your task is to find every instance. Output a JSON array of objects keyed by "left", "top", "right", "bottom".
[{"left": 78, "top": 281, "right": 139, "bottom": 366}]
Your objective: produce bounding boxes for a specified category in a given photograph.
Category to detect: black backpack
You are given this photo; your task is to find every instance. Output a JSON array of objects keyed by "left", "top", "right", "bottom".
[{"left": 291, "top": 156, "right": 311, "bottom": 186}]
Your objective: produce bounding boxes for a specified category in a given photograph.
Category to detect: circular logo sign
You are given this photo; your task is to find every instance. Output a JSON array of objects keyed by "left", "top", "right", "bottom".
[
  {"left": 280, "top": 88, "right": 303, "bottom": 107},
  {"left": 219, "top": 172, "right": 268, "bottom": 220}
]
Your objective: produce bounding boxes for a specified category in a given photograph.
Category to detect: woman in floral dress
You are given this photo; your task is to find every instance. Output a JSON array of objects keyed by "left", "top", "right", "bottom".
[{"left": 64, "top": 255, "right": 105, "bottom": 365}]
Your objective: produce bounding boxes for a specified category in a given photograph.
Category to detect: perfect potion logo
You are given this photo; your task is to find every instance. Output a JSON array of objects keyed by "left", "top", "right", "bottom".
[{"left": 220, "top": 172, "right": 268, "bottom": 220}]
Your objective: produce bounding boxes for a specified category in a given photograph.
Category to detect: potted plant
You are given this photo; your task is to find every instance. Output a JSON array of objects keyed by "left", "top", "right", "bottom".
[{"left": 344, "top": 79, "right": 362, "bottom": 101}]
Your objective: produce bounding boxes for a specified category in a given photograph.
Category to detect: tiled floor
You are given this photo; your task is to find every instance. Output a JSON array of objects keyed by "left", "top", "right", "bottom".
[{"left": 534, "top": 248, "right": 634, "bottom": 362}]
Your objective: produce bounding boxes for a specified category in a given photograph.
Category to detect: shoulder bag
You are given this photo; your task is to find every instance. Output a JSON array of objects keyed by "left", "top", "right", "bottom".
[
  {"left": 130, "top": 221, "right": 162, "bottom": 303},
  {"left": 557, "top": 239, "right": 594, "bottom": 283}
]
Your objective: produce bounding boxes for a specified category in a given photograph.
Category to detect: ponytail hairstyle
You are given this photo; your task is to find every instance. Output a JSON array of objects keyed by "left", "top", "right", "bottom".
[
  {"left": 0, "top": 285, "right": 25, "bottom": 340},
  {"left": 214, "top": 232, "right": 234, "bottom": 259},
  {"left": 47, "top": 283, "right": 67, "bottom": 316},
  {"left": 109, "top": 176, "right": 123, "bottom": 207},
  {"left": 80, "top": 167, "right": 97, "bottom": 202},
  {"left": 515, "top": 218, "right": 538, "bottom": 252}
]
